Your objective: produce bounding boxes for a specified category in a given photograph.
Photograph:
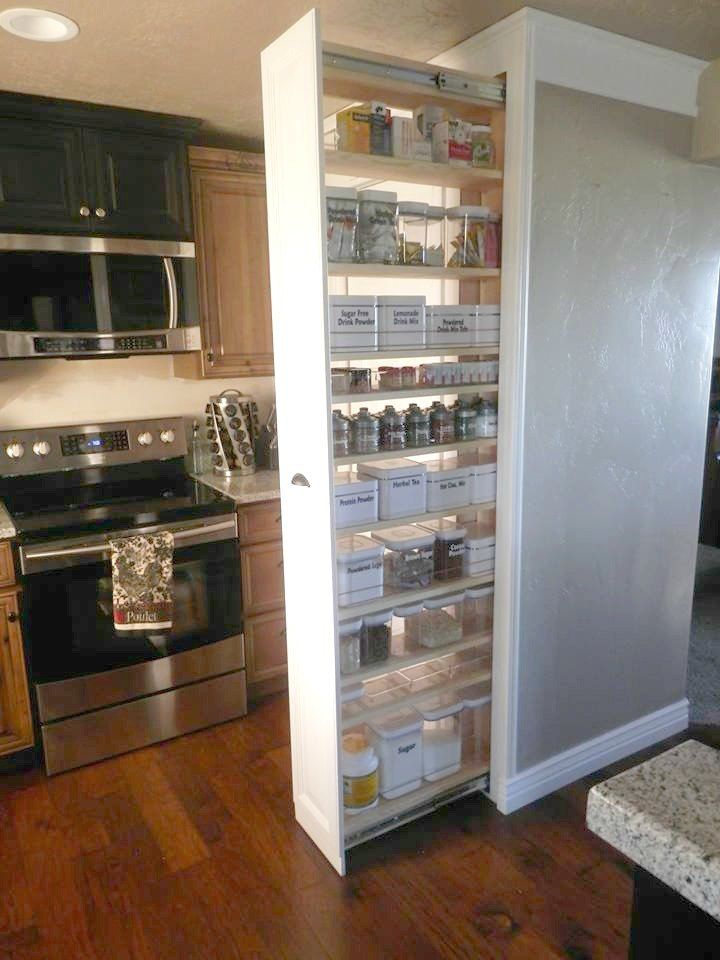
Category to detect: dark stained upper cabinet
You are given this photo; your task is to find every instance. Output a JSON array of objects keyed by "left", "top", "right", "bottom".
[{"left": 0, "top": 92, "right": 200, "bottom": 240}]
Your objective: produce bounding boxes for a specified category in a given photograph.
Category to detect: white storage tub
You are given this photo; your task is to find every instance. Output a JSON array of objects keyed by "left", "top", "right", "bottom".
[
  {"left": 377, "top": 295, "right": 425, "bottom": 349},
  {"left": 464, "top": 521, "right": 496, "bottom": 576},
  {"left": 425, "top": 305, "right": 474, "bottom": 347},
  {"left": 423, "top": 458, "right": 471, "bottom": 511},
  {"left": 368, "top": 709, "right": 424, "bottom": 799},
  {"left": 468, "top": 453, "right": 497, "bottom": 504},
  {"left": 328, "top": 294, "right": 378, "bottom": 353},
  {"left": 334, "top": 472, "right": 379, "bottom": 529},
  {"left": 336, "top": 534, "right": 384, "bottom": 607},
  {"left": 472, "top": 304, "right": 500, "bottom": 346},
  {"left": 358, "top": 458, "right": 427, "bottom": 520}
]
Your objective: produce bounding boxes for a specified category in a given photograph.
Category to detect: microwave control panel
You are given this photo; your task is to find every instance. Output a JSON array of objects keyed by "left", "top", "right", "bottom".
[{"left": 33, "top": 335, "right": 169, "bottom": 354}]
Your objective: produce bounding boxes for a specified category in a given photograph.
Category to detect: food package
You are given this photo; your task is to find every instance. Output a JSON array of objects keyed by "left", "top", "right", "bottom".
[
  {"left": 337, "top": 102, "right": 391, "bottom": 156},
  {"left": 414, "top": 104, "right": 447, "bottom": 141},
  {"left": 432, "top": 119, "right": 473, "bottom": 166}
]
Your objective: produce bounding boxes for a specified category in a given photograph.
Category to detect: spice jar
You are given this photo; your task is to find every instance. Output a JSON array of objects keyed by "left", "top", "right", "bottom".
[
  {"left": 391, "top": 602, "right": 424, "bottom": 655},
  {"left": 332, "top": 409, "right": 351, "bottom": 457},
  {"left": 331, "top": 368, "right": 352, "bottom": 395},
  {"left": 326, "top": 186, "right": 359, "bottom": 263},
  {"left": 358, "top": 189, "right": 398, "bottom": 264},
  {"left": 379, "top": 406, "right": 406, "bottom": 451},
  {"left": 446, "top": 205, "right": 491, "bottom": 268},
  {"left": 352, "top": 408, "right": 380, "bottom": 454},
  {"left": 372, "top": 525, "right": 435, "bottom": 590},
  {"left": 339, "top": 619, "right": 362, "bottom": 674},
  {"left": 454, "top": 401, "right": 477, "bottom": 441},
  {"left": 430, "top": 403, "right": 455, "bottom": 445},
  {"left": 475, "top": 398, "right": 498, "bottom": 438},
  {"left": 342, "top": 731, "right": 379, "bottom": 814},
  {"left": 470, "top": 124, "right": 495, "bottom": 168},
  {"left": 406, "top": 404, "right": 431, "bottom": 448},
  {"left": 397, "top": 201, "right": 428, "bottom": 266},
  {"left": 349, "top": 368, "right": 372, "bottom": 393},
  {"left": 360, "top": 610, "right": 392, "bottom": 665},
  {"left": 425, "top": 205, "right": 445, "bottom": 267},
  {"left": 419, "top": 518, "right": 467, "bottom": 581}
]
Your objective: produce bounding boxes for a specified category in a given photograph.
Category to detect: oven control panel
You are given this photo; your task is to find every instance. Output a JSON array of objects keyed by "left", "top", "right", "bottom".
[{"left": 0, "top": 418, "right": 188, "bottom": 476}]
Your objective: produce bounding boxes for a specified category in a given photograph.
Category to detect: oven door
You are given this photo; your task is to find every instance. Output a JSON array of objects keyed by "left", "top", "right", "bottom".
[{"left": 21, "top": 518, "right": 243, "bottom": 729}]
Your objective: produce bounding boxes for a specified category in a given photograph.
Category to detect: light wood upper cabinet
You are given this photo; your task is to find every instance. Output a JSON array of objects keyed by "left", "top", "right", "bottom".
[
  {"left": 0, "top": 589, "right": 33, "bottom": 759},
  {"left": 175, "top": 146, "right": 274, "bottom": 379}
]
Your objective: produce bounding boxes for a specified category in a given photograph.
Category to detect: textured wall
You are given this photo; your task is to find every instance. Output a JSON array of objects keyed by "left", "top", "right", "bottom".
[{"left": 517, "top": 83, "right": 720, "bottom": 770}]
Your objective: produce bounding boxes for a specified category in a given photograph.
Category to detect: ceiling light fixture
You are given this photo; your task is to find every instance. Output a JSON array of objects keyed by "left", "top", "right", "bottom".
[{"left": 0, "top": 7, "right": 79, "bottom": 42}]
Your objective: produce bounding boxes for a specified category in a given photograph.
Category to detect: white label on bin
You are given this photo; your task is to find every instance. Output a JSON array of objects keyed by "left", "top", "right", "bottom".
[
  {"left": 332, "top": 306, "right": 375, "bottom": 329},
  {"left": 346, "top": 558, "right": 384, "bottom": 576},
  {"left": 385, "top": 306, "right": 423, "bottom": 329},
  {"left": 337, "top": 493, "right": 376, "bottom": 508},
  {"left": 391, "top": 477, "right": 423, "bottom": 490},
  {"left": 437, "top": 478, "right": 467, "bottom": 491},
  {"left": 448, "top": 542, "right": 465, "bottom": 560}
]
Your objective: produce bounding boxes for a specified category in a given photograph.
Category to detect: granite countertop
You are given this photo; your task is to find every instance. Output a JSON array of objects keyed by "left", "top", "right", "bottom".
[
  {"left": 0, "top": 501, "right": 16, "bottom": 540},
  {"left": 587, "top": 739, "right": 720, "bottom": 921},
  {"left": 194, "top": 469, "right": 281, "bottom": 505}
]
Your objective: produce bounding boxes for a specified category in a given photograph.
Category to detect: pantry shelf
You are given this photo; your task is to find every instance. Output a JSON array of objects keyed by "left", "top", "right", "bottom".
[
  {"left": 338, "top": 572, "right": 494, "bottom": 622},
  {"left": 324, "top": 149, "right": 503, "bottom": 190},
  {"left": 344, "top": 759, "right": 490, "bottom": 845},
  {"left": 336, "top": 501, "right": 495, "bottom": 539},
  {"left": 332, "top": 382, "right": 498, "bottom": 404},
  {"left": 334, "top": 437, "right": 496, "bottom": 466},
  {"left": 340, "top": 631, "right": 492, "bottom": 688},
  {"left": 341, "top": 666, "right": 492, "bottom": 729},
  {"left": 330, "top": 346, "right": 500, "bottom": 361},
  {"left": 328, "top": 263, "right": 500, "bottom": 281}
]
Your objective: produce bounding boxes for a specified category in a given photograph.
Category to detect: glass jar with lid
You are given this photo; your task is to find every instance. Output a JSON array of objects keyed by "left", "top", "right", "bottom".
[
  {"left": 351, "top": 408, "right": 380, "bottom": 454},
  {"left": 379, "top": 406, "right": 406, "bottom": 451},
  {"left": 475, "top": 398, "right": 498, "bottom": 438},
  {"left": 358, "top": 189, "right": 398, "bottom": 264},
  {"left": 397, "top": 201, "right": 428, "bottom": 266},
  {"left": 462, "top": 585, "right": 494, "bottom": 636},
  {"left": 332, "top": 409, "right": 351, "bottom": 457},
  {"left": 454, "top": 400, "right": 477, "bottom": 440},
  {"left": 429, "top": 403, "right": 455, "bottom": 445},
  {"left": 470, "top": 124, "right": 495, "bottom": 168},
  {"left": 326, "top": 186, "right": 358, "bottom": 263},
  {"left": 446, "top": 205, "right": 491, "bottom": 267},
  {"left": 406, "top": 404, "right": 431, "bottom": 448}
]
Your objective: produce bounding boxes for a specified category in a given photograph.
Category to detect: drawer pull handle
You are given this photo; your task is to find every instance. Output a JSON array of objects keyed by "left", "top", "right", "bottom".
[{"left": 291, "top": 473, "right": 310, "bottom": 487}]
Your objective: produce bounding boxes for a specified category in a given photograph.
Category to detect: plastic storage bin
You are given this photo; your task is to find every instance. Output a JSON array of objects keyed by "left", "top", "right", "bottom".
[
  {"left": 425, "top": 205, "right": 445, "bottom": 266},
  {"left": 473, "top": 305, "right": 501, "bottom": 345},
  {"left": 419, "top": 518, "right": 467, "bottom": 581},
  {"left": 334, "top": 472, "right": 379, "bottom": 529},
  {"left": 399, "top": 659, "right": 449, "bottom": 693},
  {"left": 426, "top": 305, "right": 474, "bottom": 347},
  {"left": 391, "top": 602, "right": 423, "bottom": 655},
  {"left": 326, "top": 186, "right": 359, "bottom": 263},
  {"left": 377, "top": 295, "right": 425, "bottom": 349},
  {"left": 397, "top": 201, "right": 428, "bottom": 266},
  {"left": 464, "top": 521, "right": 495, "bottom": 576},
  {"left": 358, "top": 459, "right": 427, "bottom": 520},
  {"left": 420, "top": 593, "right": 465, "bottom": 648},
  {"left": 358, "top": 189, "right": 398, "bottom": 264},
  {"left": 424, "top": 459, "right": 471, "bottom": 511},
  {"left": 362, "top": 670, "right": 409, "bottom": 705},
  {"left": 446, "top": 205, "right": 492, "bottom": 268},
  {"left": 418, "top": 692, "right": 464, "bottom": 781},
  {"left": 443, "top": 647, "right": 492, "bottom": 679},
  {"left": 371, "top": 525, "right": 435, "bottom": 590},
  {"left": 339, "top": 618, "right": 362, "bottom": 675},
  {"left": 336, "top": 535, "right": 384, "bottom": 607},
  {"left": 328, "top": 295, "right": 378, "bottom": 353},
  {"left": 360, "top": 610, "right": 393, "bottom": 666},
  {"left": 368, "top": 710, "right": 424, "bottom": 799},
  {"left": 468, "top": 455, "right": 497, "bottom": 504},
  {"left": 463, "top": 585, "right": 494, "bottom": 636},
  {"left": 460, "top": 683, "right": 492, "bottom": 765}
]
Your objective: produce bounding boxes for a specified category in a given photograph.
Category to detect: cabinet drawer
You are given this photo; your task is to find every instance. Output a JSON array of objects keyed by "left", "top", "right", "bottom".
[
  {"left": 245, "top": 610, "right": 287, "bottom": 685},
  {"left": 0, "top": 542, "right": 15, "bottom": 588},
  {"left": 237, "top": 500, "right": 282, "bottom": 545},
  {"left": 240, "top": 541, "right": 285, "bottom": 616}
]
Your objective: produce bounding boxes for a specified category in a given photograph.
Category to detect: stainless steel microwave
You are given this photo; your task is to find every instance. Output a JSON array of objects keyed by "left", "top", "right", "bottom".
[{"left": 0, "top": 234, "right": 201, "bottom": 359}]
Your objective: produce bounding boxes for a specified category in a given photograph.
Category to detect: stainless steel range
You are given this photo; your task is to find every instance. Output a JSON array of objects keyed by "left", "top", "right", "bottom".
[{"left": 0, "top": 417, "right": 246, "bottom": 775}]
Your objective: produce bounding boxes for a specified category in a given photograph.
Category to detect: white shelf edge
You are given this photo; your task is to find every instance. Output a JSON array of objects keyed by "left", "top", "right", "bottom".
[
  {"left": 332, "top": 383, "right": 499, "bottom": 404},
  {"left": 328, "top": 263, "right": 500, "bottom": 280},
  {"left": 335, "top": 501, "right": 495, "bottom": 538},
  {"left": 330, "top": 346, "right": 500, "bottom": 361},
  {"left": 340, "top": 631, "right": 492, "bottom": 688},
  {"left": 324, "top": 149, "right": 503, "bottom": 190},
  {"left": 334, "top": 437, "right": 497, "bottom": 466},
  {"left": 338, "top": 573, "right": 494, "bottom": 621}
]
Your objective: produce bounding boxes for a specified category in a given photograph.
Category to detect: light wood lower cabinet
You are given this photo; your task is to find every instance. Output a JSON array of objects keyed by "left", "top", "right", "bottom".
[
  {"left": 239, "top": 500, "right": 287, "bottom": 699},
  {"left": 0, "top": 589, "right": 33, "bottom": 758},
  {"left": 0, "top": 542, "right": 15, "bottom": 588}
]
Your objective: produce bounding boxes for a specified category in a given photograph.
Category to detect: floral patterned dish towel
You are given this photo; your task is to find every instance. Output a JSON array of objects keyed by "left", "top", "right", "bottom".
[{"left": 110, "top": 531, "right": 174, "bottom": 632}]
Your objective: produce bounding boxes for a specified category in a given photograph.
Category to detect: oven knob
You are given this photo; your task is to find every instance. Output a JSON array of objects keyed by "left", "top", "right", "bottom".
[
  {"left": 137, "top": 432, "right": 153, "bottom": 446},
  {"left": 5, "top": 441, "right": 24, "bottom": 459},
  {"left": 159, "top": 429, "right": 175, "bottom": 444},
  {"left": 32, "top": 440, "right": 51, "bottom": 457}
]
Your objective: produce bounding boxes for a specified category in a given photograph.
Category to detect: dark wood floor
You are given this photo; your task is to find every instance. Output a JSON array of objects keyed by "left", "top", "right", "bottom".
[{"left": 0, "top": 696, "right": 707, "bottom": 960}]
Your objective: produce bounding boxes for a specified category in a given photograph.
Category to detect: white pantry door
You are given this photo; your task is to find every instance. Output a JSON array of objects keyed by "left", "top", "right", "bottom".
[{"left": 261, "top": 10, "right": 344, "bottom": 873}]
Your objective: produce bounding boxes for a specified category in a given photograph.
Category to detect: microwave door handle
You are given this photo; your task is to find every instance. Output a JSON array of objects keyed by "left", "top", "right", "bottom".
[{"left": 163, "top": 257, "right": 178, "bottom": 330}]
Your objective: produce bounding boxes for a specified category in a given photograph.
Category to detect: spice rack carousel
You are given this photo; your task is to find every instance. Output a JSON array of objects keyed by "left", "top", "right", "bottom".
[{"left": 262, "top": 10, "right": 506, "bottom": 873}]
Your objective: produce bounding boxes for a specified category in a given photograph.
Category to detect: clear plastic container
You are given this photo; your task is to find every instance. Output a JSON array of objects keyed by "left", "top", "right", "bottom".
[
  {"left": 420, "top": 593, "right": 465, "bottom": 648},
  {"left": 418, "top": 693, "right": 464, "bottom": 781},
  {"left": 348, "top": 368, "right": 373, "bottom": 394},
  {"left": 463, "top": 585, "right": 494, "bottom": 636},
  {"left": 398, "top": 201, "right": 428, "bottom": 266},
  {"left": 339, "top": 618, "right": 362, "bottom": 675},
  {"left": 360, "top": 610, "right": 392, "bottom": 666},
  {"left": 443, "top": 647, "right": 492, "bottom": 679},
  {"left": 378, "top": 366, "right": 402, "bottom": 390},
  {"left": 391, "top": 602, "right": 423, "bottom": 655},
  {"left": 379, "top": 406, "right": 406, "bottom": 451},
  {"left": 425, "top": 205, "right": 445, "bottom": 267},
  {"left": 459, "top": 681, "right": 492, "bottom": 766},
  {"left": 368, "top": 710, "right": 424, "bottom": 799},
  {"left": 332, "top": 409, "right": 351, "bottom": 458},
  {"left": 418, "top": 518, "right": 467, "bottom": 581},
  {"left": 399, "top": 659, "right": 449, "bottom": 693},
  {"left": 446, "top": 205, "right": 492, "bottom": 268},
  {"left": 401, "top": 366, "right": 417, "bottom": 389},
  {"left": 371, "top": 525, "right": 435, "bottom": 590},
  {"left": 351, "top": 408, "right": 380, "bottom": 455},
  {"left": 358, "top": 189, "right": 398, "bottom": 264},
  {"left": 363, "top": 670, "right": 409, "bottom": 705},
  {"left": 331, "top": 368, "right": 352, "bottom": 395},
  {"left": 326, "top": 186, "right": 359, "bottom": 263}
]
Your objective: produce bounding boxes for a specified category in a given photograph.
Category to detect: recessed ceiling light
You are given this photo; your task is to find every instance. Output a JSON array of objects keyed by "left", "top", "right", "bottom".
[{"left": 0, "top": 7, "right": 79, "bottom": 42}]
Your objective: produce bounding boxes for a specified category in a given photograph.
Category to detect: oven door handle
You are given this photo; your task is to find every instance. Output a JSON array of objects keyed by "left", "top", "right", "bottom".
[{"left": 22, "top": 518, "right": 238, "bottom": 567}]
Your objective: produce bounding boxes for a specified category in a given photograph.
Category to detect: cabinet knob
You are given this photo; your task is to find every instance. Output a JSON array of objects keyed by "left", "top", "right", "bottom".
[
  {"left": 206, "top": 350, "right": 215, "bottom": 364},
  {"left": 79, "top": 205, "right": 91, "bottom": 217},
  {"left": 7, "top": 611, "right": 17, "bottom": 623},
  {"left": 95, "top": 207, "right": 107, "bottom": 219}
]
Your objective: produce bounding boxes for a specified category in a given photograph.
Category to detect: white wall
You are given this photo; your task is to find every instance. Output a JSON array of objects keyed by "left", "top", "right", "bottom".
[{"left": 0, "top": 356, "right": 275, "bottom": 430}]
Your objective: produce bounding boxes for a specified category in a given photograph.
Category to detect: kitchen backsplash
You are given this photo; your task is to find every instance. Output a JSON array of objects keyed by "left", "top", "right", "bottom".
[{"left": 0, "top": 357, "right": 276, "bottom": 429}]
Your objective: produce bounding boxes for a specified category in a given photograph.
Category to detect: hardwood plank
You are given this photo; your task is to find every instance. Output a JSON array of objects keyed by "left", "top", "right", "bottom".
[{"left": 0, "top": 799, "right": 34, "bottom": 936}]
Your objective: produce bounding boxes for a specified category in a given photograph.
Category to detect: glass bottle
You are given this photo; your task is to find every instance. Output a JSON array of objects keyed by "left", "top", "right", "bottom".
[
  {"left": 379, "top": 405, "right": 406, "bottom": 450},
  {"left": 430, "top": 403, "right": 455, "bottom": 445}
]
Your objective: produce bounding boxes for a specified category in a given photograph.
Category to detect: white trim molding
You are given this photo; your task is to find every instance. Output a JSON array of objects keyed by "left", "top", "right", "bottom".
[{"left": 496, "top": 699, "right": 689, "bottom": 814}]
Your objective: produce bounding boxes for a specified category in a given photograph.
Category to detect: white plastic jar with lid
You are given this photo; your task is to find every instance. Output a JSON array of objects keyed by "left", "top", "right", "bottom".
[
  {"left": 468, "top": 454, "right": 497, "bottom": 504},
  {"left": 424, "top": 458, "right": 470, "bottom": 511},
  {"left": 333, "top": 471, "right": 379, "bottom": 529},
  {"left": 446, "top": 205, "right": 491, "bottom": 268},
  {"left": 420, "top": 593, "right": 465, "bottom": 648},
  {"left": 418, "top": 692, "right": 464, "bottom": 781},
  {"left": 338, "top": 618, "right": 363, "bottom": 675},
  {"left": 335, "top": 535, "right": 384, "bottom": 607},
  {"left": 391, "top": 602, "right": 424, "bottom": 655},
  {"left": 397, "top": 201, "right": 428, "bottom": 266},
  {"left": 358, "top": 189, "right": 398, "bottom": 264},
  {"left": 368, "top": 710, "right": 424, "bottom": 799},
  {"left": 342, "top": 731, "right": 379, "bottom": 814},
  {"left": 326, "top": 186, "right": 359, "bottom": 263},
  {"left": 357, "top": 458, "right": 427, "bottom": 520},
  {"left": 464, "top": 520, "right": 496, "bottom": 576}
]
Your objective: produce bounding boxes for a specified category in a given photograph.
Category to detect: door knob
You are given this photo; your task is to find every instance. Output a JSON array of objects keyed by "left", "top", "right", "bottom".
[
  {"left": 79, "top": 205, "right": 91, "bottom": 217},
  {"left": 95, "top": 207, "right": 107, "bottom": 218}
]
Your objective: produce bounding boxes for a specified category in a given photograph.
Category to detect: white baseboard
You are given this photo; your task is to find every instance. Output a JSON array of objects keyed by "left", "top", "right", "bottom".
[{"left": 495, "top": 699, "right": 689, "bottom": 814}]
